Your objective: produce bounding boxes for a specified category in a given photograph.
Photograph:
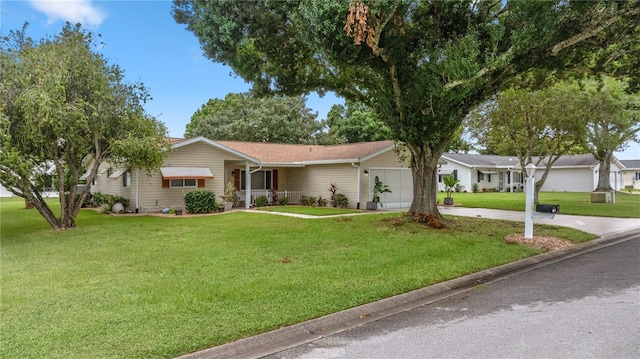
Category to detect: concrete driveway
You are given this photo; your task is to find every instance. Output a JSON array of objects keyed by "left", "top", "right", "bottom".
[{"left": 436, "top": 206, "right": 640, "bottom": 236}]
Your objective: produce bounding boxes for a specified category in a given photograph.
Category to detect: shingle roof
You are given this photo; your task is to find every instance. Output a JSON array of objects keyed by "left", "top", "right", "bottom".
[
  {"left": 216, "top": 140, "right": 395, "bottom": 163},
  {"left": 442, "top": 153, "right": 604, "bottom": 168},
  {"left": 540, "top": 154, "right": 599, "bottom": 167},
  {"left": 442, "top": 153, "right": 520, "bottom": 167},
  {"left": 620, "top": 160, "right": 640, "bottom": 169}
]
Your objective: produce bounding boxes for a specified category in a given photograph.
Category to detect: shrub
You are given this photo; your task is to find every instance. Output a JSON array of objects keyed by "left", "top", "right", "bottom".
[
  {"left": 471, "top": 183, "right": 479, "bottom": 193},
  {"left": 92, "top": 192, "right": 108, "bottom": 206},
  {"left": 328, "top": 183, "right": 339, "bottom": 207},
  {"left": 301, "top": 195, "right": 316, "bottom": 206},
  {"left": 334, "top": 193, "right": 349, "bottom": 208},
  {"left": 317, "top": 197, "right": 328, "bottom": 207},
  {"left": 184, "top": 189, "right": 217, "bottom": 214},
  {"left": 278, "top": 196, "right": 289, "bottom": 205},
  {"left": 255, "top": 195, "right": 269, "bottom": 207}
]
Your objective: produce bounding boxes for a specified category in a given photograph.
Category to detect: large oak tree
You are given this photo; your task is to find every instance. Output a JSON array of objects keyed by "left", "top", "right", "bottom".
[
  {"left": 1, "top": 24, "right": 168, "bottom": 230},
  {"left": 173, "top": 0, "right": 639, "bottom": 217}
]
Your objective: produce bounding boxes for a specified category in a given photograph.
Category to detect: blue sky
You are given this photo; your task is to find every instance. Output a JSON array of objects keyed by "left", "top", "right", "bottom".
[
  {"left": 1, "top": 1, "right": 638, "bottom": 159},
  {"left": 0, "top": 0, "right": 342, "bottom": 139}
]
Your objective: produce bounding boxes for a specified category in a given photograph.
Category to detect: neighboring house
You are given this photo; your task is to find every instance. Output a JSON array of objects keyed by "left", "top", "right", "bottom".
[
  {"left": 438, "top": 153, "right": 521, "bottom": 193},
  {"left": 1, "top": 184, "right": 14, "bottom": 197},
  {"left": 620, "top": 160, "right": 640, "bottom": 190},
  {"left": 438, "top": 153, "right": 625, "bottom": 193},
  {"left": 90, "top": 137, "right": 413, "bottom": 212}
]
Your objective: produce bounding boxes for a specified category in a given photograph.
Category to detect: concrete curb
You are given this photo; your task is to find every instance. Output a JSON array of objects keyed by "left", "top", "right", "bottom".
[{"left": 176, "top": 227, "right": 640, "bottom": 359}]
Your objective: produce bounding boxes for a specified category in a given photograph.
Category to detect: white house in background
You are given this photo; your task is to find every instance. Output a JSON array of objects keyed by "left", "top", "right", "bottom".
[
  {"left": 0, "top": 184, "right": 14, "bottom": 197},
  {"left": 438, "top": 153, "right": 625, "bottom": 193},
  {"left": 620, "top": 160, "right": 640, "bottom": 190}
]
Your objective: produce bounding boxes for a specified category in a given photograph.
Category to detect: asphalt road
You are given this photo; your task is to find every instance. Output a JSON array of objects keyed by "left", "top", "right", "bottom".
[{"left": 268, "top": 235, "right": 640, "bottom": 359}]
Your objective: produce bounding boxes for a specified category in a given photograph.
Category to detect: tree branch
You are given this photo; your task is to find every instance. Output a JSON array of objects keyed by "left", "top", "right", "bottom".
[
  {"left": 550, "top": 6, "right": 640, "bottom": 56},
  {"left": 444, "top": 46, "right": 513, "bottom": 90}
]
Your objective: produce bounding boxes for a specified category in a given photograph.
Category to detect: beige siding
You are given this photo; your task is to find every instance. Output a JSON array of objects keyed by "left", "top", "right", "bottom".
[
  {"left": 91, "top": 163, "right": 135, "bottom": 206},
  {"left": 285, "top": 164, "right": 360, "bottom": 207},
  {"left": 93, "top": 142, "right": 246, "bottom": 212}
]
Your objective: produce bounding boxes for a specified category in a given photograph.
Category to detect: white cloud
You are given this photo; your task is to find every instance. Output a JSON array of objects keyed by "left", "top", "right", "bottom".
[{"left": 29, "top": 0, "right": 107, "bottom": 27}]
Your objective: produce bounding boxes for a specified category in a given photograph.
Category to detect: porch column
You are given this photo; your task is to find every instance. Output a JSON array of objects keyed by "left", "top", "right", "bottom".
[
  {"left": 135, "top": 168, "right": 140, "bottom": 211},
  {"left": 509, "top": 169, "right": 513, "bottom": 192},
  {"left": 245, "top": 162, "right": 251, "bottom": 209}
]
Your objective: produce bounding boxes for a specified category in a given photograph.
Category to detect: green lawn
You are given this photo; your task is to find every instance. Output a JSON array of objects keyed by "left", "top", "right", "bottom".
[
  {"left": 256, "top": 205, "right": 360, "bottom": 216},
  {"left": 438, "top": 191, "right": 640, "bottom": 218},
  {"left": 1, "top": 197, "right": 595, "bottom": 358}
]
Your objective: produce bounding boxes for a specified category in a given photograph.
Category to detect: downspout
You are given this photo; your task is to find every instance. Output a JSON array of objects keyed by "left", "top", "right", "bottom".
[
  {"left": 135, "top": 168, "right": 140, "bottom": 213},
  {"left": 351, "top": 162, "right": 361, "bottom": 209}
]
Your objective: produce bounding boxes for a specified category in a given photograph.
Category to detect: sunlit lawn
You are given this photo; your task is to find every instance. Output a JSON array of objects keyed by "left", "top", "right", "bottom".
[
  {"left": 256, "top": 205, "right": 360, "bottom": 216},
  {"left": 1, "top": 197, "right": 596, "bottom": 358},
  {"left": 438, "top": 191, "right": 640, "bottom": 218}
]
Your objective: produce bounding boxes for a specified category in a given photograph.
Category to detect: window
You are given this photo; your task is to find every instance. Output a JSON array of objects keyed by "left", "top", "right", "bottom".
[
  {"left": 478, "top": 170, "right": 484, "bottom": 182},
  {"left": 170, "top": 179, "right": 197, "bottom": 188},
  {"left": 487, "top": 174, "right": 491, "bottom": 183},
  {"left": 453, "top": 169, "right": 458, "bottom": 180},
  {"left": 122, "top": 171, "right": 131, "bottom": 187},
  {"left": 241, "top": 170, "right": 272, "bottom": 190},
  {"left": 636, "top": 172, "right": 640, "bottom": 181},
  {"left": 513, "top": 172, "right": 522, "bottom": 183}
]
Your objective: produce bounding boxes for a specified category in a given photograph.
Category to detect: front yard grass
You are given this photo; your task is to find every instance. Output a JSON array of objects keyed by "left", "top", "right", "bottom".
[
  {"left": 1, "top": 197, "right": 595, "bottom": 358},
  {"left": 256, "top": 205, "right": 360, "bottom": 216},
  {"left": 438, "top": 191, "right": 640, "bottom": 218}
]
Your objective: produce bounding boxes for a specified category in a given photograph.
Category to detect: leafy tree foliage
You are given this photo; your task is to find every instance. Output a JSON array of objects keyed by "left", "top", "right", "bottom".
[
  {"left": 467, "top": 83, "right": 586, "bottom": 203},
  {"left": 173, "top": 0, "right": 639, "bottom": 217},
  {"left": 575, "top": 77, "right": 640, "bottom": 191},
  {"left": 185, "top": 92, "right": 323, "bottom": 144},
  {"left": 0, "top": 23, "right": 168, "bottom": 230},
  {"left": 325, "top": 100, "right": 392, "bottom": 143}
]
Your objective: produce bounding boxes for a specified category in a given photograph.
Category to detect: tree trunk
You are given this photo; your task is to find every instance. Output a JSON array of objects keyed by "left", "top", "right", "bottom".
[
  {"left": 594, "top": 151, "right": 614, "bottom": 191},
  {"left": 408, "top": 147, "right": 441, "bottom": 218}
]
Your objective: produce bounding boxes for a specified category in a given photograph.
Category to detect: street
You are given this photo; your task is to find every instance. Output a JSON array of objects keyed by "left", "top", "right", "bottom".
[{"left": 269, "top": 235, "right": 640, "bottom": 359}]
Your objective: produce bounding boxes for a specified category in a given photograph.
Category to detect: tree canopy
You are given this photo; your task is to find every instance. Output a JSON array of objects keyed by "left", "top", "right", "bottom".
[
  {"left": 0, "top": 23, "right": 168, "bottom": 230},
  {"left": 173, "top": 0, "right": 639, "bottom": 218},
  {"left": 325, "top": 100, "right": 392, "bottom": 144},
  {"left": 185, "top": 93, "right": 324, "bottom": 144},
  {"left": 467, "top": 83, "right": 586, "bottom": 202},
  {"left": 185, "top": 92, "right": 323, "bottom": 144},
  {"left": 575, "top": 77, "right": 640, "bottom": 191}
]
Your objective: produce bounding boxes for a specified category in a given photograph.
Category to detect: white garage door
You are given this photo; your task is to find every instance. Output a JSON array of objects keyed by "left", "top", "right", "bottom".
[{"left": 369, "top": 169, "right": 413, "bottom": 209}]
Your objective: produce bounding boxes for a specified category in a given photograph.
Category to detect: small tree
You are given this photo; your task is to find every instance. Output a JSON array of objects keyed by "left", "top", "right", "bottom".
[
  {"left": 443, "top": 175, "right": 460, "bottom": 200},
  {"left": 372, "top": 176, "right": 391, "bottom": 208},
  {"left": 0, "top": 24, "right": 167, "bottom": 230}
]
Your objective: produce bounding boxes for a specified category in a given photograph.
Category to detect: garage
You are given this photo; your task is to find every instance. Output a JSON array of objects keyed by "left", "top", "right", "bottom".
[{"left": 369, "top": 168, "right": 413, "bottom": 209}]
